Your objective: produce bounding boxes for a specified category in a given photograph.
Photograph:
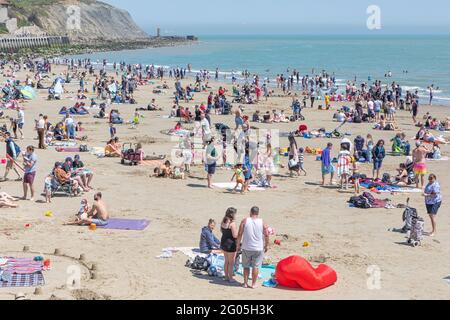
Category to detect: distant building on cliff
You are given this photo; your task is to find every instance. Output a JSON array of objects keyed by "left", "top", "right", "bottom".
[{"left": 156, "top": 27, "right": 161, "bottom": 37}]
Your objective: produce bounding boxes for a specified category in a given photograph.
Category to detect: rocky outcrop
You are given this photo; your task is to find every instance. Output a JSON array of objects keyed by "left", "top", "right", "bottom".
[{"left": 9, "top": 0, "right": 150, "bottom": 43}]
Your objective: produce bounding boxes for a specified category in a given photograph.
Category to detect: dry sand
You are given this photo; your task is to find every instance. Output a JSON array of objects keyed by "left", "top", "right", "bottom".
[{"left": 0, "top": 65, "right": 449, "bottom": 300}]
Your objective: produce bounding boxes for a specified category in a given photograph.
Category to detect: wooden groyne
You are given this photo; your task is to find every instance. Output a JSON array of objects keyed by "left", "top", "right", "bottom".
[{"left": 0, "top": 36, "right": 70, "bottom": 51}]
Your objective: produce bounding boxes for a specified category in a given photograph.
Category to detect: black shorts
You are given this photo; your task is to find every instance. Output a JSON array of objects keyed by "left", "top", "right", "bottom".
[
  {"left": 426, "top": 202, "right": 441, "bottom": 215},
  {"left": 206, "top": 163, "right": 216, "bottom": 175},
  {"left": 412, "top": 108, "right": 418, "bottom": 117}
]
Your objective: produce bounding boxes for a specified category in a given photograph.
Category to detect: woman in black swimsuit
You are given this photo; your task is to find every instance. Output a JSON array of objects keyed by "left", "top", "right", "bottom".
[{"left": 221, "top": 207, "right": 238, "bottom": 283}]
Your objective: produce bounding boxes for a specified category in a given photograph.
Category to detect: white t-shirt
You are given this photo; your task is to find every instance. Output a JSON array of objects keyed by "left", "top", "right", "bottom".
[
  {"left": 17, "top": 110, "right": 25, "bottom": 125},
  {"left": 201, "top": 118, "right": 211, "bottom": 136},
  {"left": 65, "top": 117, "right": 74, "bottom": 127},
  {"left": 242, "top": 217, "right": 264, "bottom": 252},
  {"left": 37, "top": 118, "right": 45, "bottom": 129}
]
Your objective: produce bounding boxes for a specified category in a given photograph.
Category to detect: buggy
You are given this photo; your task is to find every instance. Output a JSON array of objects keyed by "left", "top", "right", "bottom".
[{"left": 121, "top": 143, "right": 141, "bottom": 166}]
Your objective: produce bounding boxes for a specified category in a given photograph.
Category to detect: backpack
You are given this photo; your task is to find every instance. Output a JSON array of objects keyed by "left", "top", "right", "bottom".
[
  {"left": 79, "top": 145, "right": 89, "bottom": 152},
  {"left": 7, "top": 139, "right": 20, "bottom": 158},
  {"left": 353, "top": 116, "right": 362, "bottom": 124}
]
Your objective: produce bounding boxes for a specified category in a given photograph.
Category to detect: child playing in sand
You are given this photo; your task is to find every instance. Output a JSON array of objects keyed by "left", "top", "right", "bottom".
[
  {"left": 76, "top": 199, "right": 90, "bottom": 222},
  {"left": 44, "top": 174, "right": 53, "bottom": 203},
  {"left": 230, "top": 164, "right": 245, "bottom": 193}
]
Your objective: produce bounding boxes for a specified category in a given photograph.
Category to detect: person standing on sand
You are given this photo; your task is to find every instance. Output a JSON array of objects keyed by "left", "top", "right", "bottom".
[
  {"left": 372, "top": 140, "right": 386, "bottom": 180},
  {"left": 16, "top": 106, "right": 24, "bottom": 139},
  {"left": 321, "top": 143, "right": 335, "bottom": 186},
  {"left": 413, "top": 141, "right": 430, "bottom": 189},
  {"left": 220, "top": 208, "right": 238, "bottom": 283},
  {"left": 236, "top": 207, "right": 269, "bottom": 289},
  {"left": 2, "top": 132, "right": 22, "bottom": 182},
  {"left": 411, "top": 98, "right": 419, "bottom": 124},
  {"left": 36, "top": 114, "right": 45, "bottom": 149},
  {"left": 205, "top": 137, "right": 219, "bottom": 189},
  {"left": 22, "top": 146, "right": 37, "bottom": 201},
  {"left": 423, "top": 174, "right": 442, "bottom": 237}
]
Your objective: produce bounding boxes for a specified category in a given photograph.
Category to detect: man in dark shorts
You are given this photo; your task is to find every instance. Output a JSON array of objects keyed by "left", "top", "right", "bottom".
[
  {"left": 205, "top": 137, "right": 219, "bottom": 189},
  {"left": 22, "top": 146, "right": 37, "bottom": 201}
]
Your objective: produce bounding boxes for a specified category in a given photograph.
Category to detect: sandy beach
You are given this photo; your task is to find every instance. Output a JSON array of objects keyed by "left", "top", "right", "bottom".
[{"left": 0, "top": 64, "right": 449, "bottom": 300}]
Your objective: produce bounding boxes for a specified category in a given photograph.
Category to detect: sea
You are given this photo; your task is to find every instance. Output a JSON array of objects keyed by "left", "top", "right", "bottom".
[{"left": 65, "top": 35, "right": 450, "bottom": 106}]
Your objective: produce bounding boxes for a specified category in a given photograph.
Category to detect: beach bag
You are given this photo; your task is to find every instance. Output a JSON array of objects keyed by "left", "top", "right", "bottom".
[
  {"left": 349, "top": 196, "right": 371, "bottom": 209},
  {"left": 79, "top": 145, "right": 88, "bottom": 152},
  {"left": 402, "top": 206, "right": 418, "bottom": 233},
  {"left": 353, "top": 116, "right": 362, "bottom": 124},
  {"left": 288, "top": 159, "right": 298, "bottom": 168},
  {"left": 189, "top": 256, "right": 210, "bottom": 271},
  {"left": 362, "top": 192, "right": 376, "bottom": 205}
]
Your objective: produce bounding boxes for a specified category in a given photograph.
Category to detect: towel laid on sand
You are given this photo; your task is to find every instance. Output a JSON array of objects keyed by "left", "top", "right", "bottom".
[
  {"left": 97, "top": 219, "right": 150, "bottom": 231},
  {"left": 212, "top": 182, "right": 268, "bottom": 191}
]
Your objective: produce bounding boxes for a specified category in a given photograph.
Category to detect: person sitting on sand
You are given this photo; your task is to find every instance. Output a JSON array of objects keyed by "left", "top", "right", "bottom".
[
  {"left": 0, "top": 192, "right": 19, "bottom": 208},
  {"left": 152, "top": 160, "right": 173, "bottom": 178},
  {"left": 65, "top": 192, "right": 109, "bottom": 227},
  {"left": 105, "top": 139, "right": 121, "bottom": 157},
  {"left": 394, "top": 163, "right": 410, "bottom": 186},
  {"left": 199, "top": 219, "right": 221, "bottom": 254}
]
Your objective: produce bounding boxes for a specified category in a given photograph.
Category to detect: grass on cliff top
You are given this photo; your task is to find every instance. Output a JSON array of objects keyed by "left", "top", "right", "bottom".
[{"left": 10, "top": 0, "right": 94, "bottom": 9}]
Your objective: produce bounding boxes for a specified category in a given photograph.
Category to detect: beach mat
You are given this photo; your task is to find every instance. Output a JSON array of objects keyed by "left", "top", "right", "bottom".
[
  {"left": 97, "top": 218, "right": 150, "bottom": 231},
  {"left": 56, "top": 147, "right": 80, "bottom": 153},
  {"left": 212, "top": 182, "right": 268, "bottom": 191},
  {"left": 161, "top": 247, "right": 207, "bottom": 260},
  {"left": 0, "top": 272, "right": 45, "bottom": 288}
]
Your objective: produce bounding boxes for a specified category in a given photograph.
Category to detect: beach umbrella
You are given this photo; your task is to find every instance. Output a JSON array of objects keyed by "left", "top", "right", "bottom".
[{"left": 20, "top": 86, "right": 36, "bottom": 100}]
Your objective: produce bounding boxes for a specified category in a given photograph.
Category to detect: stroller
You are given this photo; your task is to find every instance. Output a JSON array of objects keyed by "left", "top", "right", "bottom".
[
  {"left": 121, "top": 143, "right": 141, "bottom": 166},
  {"left": 407, "top": 216, "right": 425, "bottom": 247},
  {"left": 326, "top": 120, "right": 347, "bottom": 139}
]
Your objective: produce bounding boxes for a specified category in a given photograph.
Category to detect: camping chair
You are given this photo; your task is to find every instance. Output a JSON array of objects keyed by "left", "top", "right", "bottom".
[{"left": 51, "top": 176, "right": 75, "bottom": 198}]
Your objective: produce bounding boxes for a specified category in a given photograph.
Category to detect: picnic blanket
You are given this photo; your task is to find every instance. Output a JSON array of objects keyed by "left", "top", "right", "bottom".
[
  {"left": 97, "top": 219, "right": 150, "bottom": 231},
  {"left": 0, "top": 272, "right": 45, "bottom": 288},
  {"left": 349, "top": 199, "right": 388, "bottom": 209},
  {"left": 212, "top": 182, "right": 268, "bottom": 191},
  {"left": 0, "top": 257, "right": 45, "bottom": 288}
]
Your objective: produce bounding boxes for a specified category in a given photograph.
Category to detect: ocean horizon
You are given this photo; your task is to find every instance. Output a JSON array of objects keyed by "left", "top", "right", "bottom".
[{"left": 65, "top": 34, "right": 450, "bottom": 106}]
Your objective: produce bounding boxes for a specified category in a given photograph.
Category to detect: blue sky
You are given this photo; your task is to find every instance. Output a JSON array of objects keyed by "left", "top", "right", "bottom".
[{"left": 103, "top": 0, "right": 450, "bottom": 35}]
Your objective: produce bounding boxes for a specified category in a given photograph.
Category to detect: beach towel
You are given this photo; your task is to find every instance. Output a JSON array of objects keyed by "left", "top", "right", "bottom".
[
  {"left": 161, "top": 247, "right": 207, "bottom": 260},
  {"left": 0, "top": 258, "right": 44, "bottom": 274},
  {"left": 212, "top": 182, "right": 268, "bottom": 191},
  {"left": 56, "top": 147, "right": 81, "bottom": 153},
  {"left": 49, "top": 141, "right": 77, "bottom": 147},
  {"left": 97, "top": 219, "right": 150, "bottom": 231},
  {"left": 90, "top": 147, "right": 105, "bottom": 157},
  {"left": 237, "top": 264, "right": 276, "bottom": 281},
  {"left": 0, "top": 272, "right": 45, "bottom": 288},
  {"left": 360, "top": 181, "right": 422, "bottom": 194}
]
